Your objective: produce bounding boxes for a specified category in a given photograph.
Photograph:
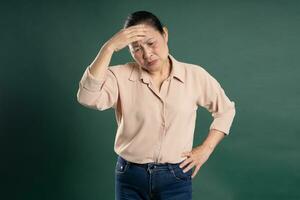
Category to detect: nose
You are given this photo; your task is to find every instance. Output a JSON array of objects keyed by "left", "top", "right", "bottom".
[{"left": 142, "top": 46, "right": 152, "bottom": 60}]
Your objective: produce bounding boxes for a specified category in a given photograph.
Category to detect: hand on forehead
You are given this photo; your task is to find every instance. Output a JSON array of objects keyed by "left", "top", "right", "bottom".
[{"left": 133, "top": 24, "right": 156, "bottom": 42}]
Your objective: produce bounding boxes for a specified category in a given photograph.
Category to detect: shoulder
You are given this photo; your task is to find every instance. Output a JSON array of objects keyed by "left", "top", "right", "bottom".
[
  {"left": 107, "top": 61, "right": 136, "bottom": 78},
  {"left": 178, "top": 60, "right": 222, "bottom": 90},
  {"left": 178, "top": 60, "right": 212, "bottom": 79},
  {"left": 108, "top": 61, "right": 134, "bottom": 72}
]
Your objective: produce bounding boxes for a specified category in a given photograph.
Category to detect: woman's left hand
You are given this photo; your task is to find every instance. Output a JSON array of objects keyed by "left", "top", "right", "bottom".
[{"left": 179, "top": 144, "right": 214, "bottom": 179}]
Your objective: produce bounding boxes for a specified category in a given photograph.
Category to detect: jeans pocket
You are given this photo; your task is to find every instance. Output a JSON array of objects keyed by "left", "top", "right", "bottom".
[
  {"left": 170, "top": 164, "right": 192, "bottom": 181},
  {"left": 115, "top": 157, "right": 130, "bottom": 174}
]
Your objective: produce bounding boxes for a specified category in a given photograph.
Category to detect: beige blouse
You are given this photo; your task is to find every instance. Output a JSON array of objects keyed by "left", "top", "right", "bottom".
[{"left": 77, "top": 53, "right": 236, "bottom": 164}]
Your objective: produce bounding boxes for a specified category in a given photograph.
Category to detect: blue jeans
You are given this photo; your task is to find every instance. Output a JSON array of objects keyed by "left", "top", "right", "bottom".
[{"left": 115, "top": 155, "right": 193, "bottom": 200}]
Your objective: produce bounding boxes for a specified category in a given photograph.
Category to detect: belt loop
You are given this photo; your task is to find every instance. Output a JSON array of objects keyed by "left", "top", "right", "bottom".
[
  {"left": 124, "top": 157, "right": 131, "bottom": 166},
  {"left": 147, "top": 163, "right": 151, "bottom": 173},
  {"left": 167, "top": 163, "right": 173, "bottom": 172}
]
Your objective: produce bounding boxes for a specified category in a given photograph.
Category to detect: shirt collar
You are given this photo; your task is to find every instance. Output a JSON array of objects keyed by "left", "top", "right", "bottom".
[{"left": 128, "top": 53, "right": 185, "bottom": 84}]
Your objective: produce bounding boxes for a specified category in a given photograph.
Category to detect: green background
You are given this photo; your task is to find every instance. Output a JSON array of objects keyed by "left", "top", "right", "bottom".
[{"left": 1, "top": 0, "right": 300, "bottom": 199}]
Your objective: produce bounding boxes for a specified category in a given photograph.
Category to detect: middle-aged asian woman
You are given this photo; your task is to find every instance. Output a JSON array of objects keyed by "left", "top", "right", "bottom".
[{"left": 77, "top": 10, "right": 236, "bottom": 200}]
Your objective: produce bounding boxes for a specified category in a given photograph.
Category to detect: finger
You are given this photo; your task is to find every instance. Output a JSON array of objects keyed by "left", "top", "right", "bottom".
[
  {"left": 123, "top": 24, "right": 144, "bottom": 30},
  {"left": 128, "top": 25, "right": 147, "bottom": 30},
  {"left": 181, "top": 151, "right": 191, "bottom": 157},
  {"left": 181, "top": 151, "right": 190, "bottom": 155},
  {"left": 127, "top": 31, "right": 148, "bottom": 39},
  {"left": 125, "top": 27, "right": 147, "bottom": 36},
  {"left": 127, "top": 29, "right": 148, "bottom": 36},
  {"left": 129, "top": 24, "right": 145, "bottom": 29},
  {"left": 182, "top": 162, "right": 195, "bottom": 173},
  {"left": 179, "top": 157, "right": 192, "bottom": 168},
  {"left": 126, "top": 26, "right": 148, "bottom": 33},
  {"left": 122, "top": 29, "right": 146, "bottom": 39},
  {"left": 128, "top": 32, "right": 147, "bottom": 38},
  {"left": 128, "top": 35, "right": 146, "bottom": 40},
  {"left": 127, "top": 35, "right": 146, "bottom": 44},
  {"left": 191, "top": 165, "right": 201, "bottom": 179},
  {"left": 128, "top": 34, "right": 148, "bottom": 45}
]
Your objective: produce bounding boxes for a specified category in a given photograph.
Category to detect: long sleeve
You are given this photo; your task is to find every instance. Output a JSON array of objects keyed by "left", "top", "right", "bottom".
[
  {"left": 196, "top": 67, "right": 236, "bottom": 135},
  {"left": 76, "top": 65, "right": 119, "bottom": 111}
]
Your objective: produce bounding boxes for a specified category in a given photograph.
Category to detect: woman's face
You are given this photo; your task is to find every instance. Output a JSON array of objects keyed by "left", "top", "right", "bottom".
[{"left": 128, "top": 24, "right": 169, "bottom": 72}]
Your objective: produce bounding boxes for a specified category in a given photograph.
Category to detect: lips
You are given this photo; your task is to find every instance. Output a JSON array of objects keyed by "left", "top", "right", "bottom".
[{"left": 147, "top": 60, "right": 157, "bottom": 66}]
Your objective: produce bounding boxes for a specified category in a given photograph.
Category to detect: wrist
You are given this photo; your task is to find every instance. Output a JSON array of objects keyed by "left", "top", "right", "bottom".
[
  {"left": 201, "top": 143, "right": 215, "bottom": 153},
  {"left": 103, "top": 41, "right": 115, "bottom": 53}
]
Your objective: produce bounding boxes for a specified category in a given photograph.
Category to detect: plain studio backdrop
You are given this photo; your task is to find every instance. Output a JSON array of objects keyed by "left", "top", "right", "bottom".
[{"left": 1, "top": 0, "right": 299, "bottom": 199}]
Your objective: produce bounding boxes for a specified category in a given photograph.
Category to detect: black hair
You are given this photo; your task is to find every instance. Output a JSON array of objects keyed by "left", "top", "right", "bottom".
[{"left": 123, "top": 11, "right": 165, "bottom": 35}]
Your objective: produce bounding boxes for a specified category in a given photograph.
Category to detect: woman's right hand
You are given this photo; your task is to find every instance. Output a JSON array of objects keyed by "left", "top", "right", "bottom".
[{"left": 106, "top": 24, "right": 148, "bottom": 52}]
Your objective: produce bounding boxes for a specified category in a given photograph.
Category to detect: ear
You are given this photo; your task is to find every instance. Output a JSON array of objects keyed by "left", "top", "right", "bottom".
[{"left": 163, "top": 26, "right": 168, "bottom": 43}]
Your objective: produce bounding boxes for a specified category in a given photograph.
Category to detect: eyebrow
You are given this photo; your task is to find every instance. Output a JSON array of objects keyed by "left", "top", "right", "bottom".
[{"left": 132, "top": 38, "right": 154, "bottom": 47}]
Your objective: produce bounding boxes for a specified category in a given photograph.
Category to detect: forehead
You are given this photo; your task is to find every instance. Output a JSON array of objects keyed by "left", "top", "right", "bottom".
[
  {"left": 131, "top": 37, "right": 154, "bottom": 47},
  {"left": 131, "top": 25, "right": 160, "bottom": 46}
]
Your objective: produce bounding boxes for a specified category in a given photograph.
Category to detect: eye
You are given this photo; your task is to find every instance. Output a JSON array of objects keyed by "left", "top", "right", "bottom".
[
  {"left": 148, "top": 42, "right": 154, "bottom": 46},
  {"left": 134, "top": 47, "right": 141, "bottom": 52}
]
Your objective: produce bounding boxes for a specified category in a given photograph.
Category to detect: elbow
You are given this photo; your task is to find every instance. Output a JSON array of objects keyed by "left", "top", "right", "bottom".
[
  {"left": 231, "top": 101, "right": 236, "bottom": 119},
  {"left": 76, "top": 88, "right": 96, "bottom": 108},
  {"left": 76, "top": 89, "right": 87, "bottom": 107},
  {"left": 76, "top": 91, "right": 84, "bottom": 106},
  {"left": 76, "top": 88, "right": 105, "bottom": 111}
]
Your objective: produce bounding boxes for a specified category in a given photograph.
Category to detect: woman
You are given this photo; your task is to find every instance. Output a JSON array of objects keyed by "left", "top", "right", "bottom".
[{"left": 77, "top": 11, "right": 236, "bottom": 200}]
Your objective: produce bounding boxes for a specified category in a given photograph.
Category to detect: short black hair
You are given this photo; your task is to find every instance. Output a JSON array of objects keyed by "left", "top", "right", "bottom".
[{"left": 123, "top": 11, "right": 165, "bottom": 35}]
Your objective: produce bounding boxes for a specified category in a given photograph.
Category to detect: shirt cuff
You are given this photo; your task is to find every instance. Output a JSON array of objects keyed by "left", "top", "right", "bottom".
[
  {"left": 209, "top": 101, "right": 236, "bottom": 135},
  {"left": 80, "top": 66, "right": 107, "bottom": 92}
]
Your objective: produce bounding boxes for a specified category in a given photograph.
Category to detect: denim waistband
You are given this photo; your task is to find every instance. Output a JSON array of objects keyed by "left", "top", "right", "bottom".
[{"left": 117, "top": 155, "right": 183, "bottom": 170}]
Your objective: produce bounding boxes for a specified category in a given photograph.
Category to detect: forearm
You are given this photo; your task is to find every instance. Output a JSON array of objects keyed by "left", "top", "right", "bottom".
[
  {"left": 88, "top": 42, "right": 115, "bottom": 80},
  {"left": 181, "top": 129, "right": 227, "bottom": 178},
  {"left": 199, "top": 129, "right": 225, "bottom": 152}
]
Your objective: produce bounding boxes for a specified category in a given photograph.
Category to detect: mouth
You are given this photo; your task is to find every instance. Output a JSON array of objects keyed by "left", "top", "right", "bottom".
[{"left": 146, "top": 60, "right": 158, "bottom": 66}]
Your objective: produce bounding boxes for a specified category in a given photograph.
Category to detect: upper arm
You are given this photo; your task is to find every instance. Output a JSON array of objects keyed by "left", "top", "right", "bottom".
[{"left": 196, "top": 67, "right": 236, "bottom": 134}]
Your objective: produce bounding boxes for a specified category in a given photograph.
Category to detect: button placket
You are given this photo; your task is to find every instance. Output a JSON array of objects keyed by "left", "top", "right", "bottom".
[
  {"left": 157, "top": 100, "right": 168, "bottom": 163},
  {"left": 147, "top": 80, "right": 169, "bottom": 163},
  {"left": 162, "top": 100, "right": 166, "bottom": 130}
]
